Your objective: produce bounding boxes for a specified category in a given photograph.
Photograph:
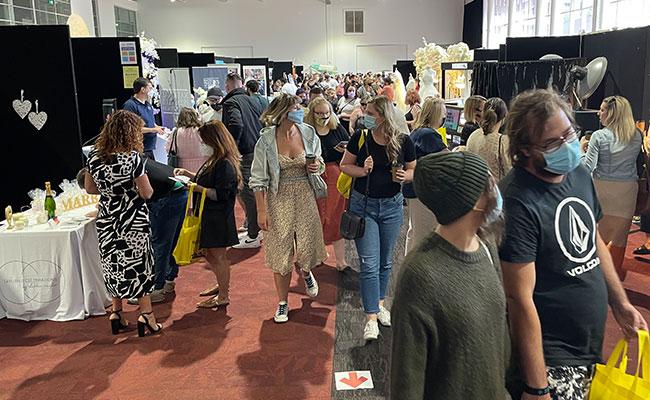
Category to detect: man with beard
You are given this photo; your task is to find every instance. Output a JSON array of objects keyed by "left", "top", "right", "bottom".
[{"left": 499, "top": 89, "right": 647, "bottom": 400}]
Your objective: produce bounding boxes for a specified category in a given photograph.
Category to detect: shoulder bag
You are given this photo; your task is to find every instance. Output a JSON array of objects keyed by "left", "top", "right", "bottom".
[
  {"left": 172, "top": 183, "right": 207, "bottom": 265},
  {"left": 167, "top": 128, "right": 179, "bottom": 168},
  {"left": 336, "top": 129, "right": 368, "bottom": 198},
  {"left": 339, "top": 135, "right": 371, "bottom": 240}
]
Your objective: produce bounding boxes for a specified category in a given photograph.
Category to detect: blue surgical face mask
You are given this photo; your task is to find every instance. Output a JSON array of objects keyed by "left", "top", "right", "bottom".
[
  {"left": 287, "top": 109, "right": 304, "bottom": 124},
  {"left": 486, "top": 186, "right": 503, "bottom": 224},
  {"left": 365, "top": 115, "right": 377, "bottom": 130},
  {"left": 543, "top": 138, "right": 581, "bottom": 175}
]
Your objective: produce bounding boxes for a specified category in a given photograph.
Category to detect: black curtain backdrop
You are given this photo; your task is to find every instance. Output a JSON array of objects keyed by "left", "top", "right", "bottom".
[
  {"left": 463, "top": 0, "right": 483, "bottom": 50},
  {"left": 156, "top": 48, "right": 179, "bottom": 68},
  {"left": 1, "top": 25, "right": 83, "bottom": 209},
  {"left": 582, "top": 26, "right": 650, "bottom": 120},
  {"left": 471, "top": 59, "right": 585, "bottom": 105},
  {"left": 506, "top": 36, "right": 581, "bottom": 61},
  {"left": 395, "top": 60, "right": 416, "bottom": 86},
  {"left": 72, "top": 38, "right": 143, "bottom": 144},
  {"left": 271, "top": 61, "right": 293, "bottom": 82}
]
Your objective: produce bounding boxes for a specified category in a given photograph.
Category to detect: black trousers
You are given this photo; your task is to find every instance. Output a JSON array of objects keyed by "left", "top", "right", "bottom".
[{"left": 240, "top": 153, "right": 260, "bottom": 239}]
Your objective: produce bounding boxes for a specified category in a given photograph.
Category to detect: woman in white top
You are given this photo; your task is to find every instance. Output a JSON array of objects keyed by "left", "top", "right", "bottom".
[
  {"left": 465, "top": 97, "right": 511, "bottom": 181},
  {"left": 167, "top": 107, "right": 209, "bottom": 173}
]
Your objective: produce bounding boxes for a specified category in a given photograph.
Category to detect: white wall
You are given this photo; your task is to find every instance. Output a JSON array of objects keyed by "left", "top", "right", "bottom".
[
  {"left": 136, "top": 0, "right": 463, "bottom": 73},
  {"left": 71, "top": 0, "right": 138, "bottom": 37},
  {"left": 70, "top": 0, "right": 95, "bottom": 35}
]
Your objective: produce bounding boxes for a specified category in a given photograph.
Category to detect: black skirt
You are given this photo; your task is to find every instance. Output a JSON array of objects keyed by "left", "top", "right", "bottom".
[{"left": 199, "top": 199, "right": 238, "bottom": 249}]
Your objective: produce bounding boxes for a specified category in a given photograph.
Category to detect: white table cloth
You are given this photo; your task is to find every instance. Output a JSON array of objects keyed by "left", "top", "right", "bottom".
[{"left": 0, "top": 205, "right": 111, "bottom": 321}]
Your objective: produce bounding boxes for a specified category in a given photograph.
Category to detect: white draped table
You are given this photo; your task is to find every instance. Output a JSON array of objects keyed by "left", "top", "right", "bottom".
[{"left": 0, "top": 205, "right": 110, "bottom": 321}]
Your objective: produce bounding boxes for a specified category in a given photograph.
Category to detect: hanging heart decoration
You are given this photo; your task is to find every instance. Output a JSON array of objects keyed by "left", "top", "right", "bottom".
[
  {"left": 28, "top": 100, "right": 47, "bottom": 131},
  {"left": 12, "top": 90, "right": 32, "bottom": 119}
]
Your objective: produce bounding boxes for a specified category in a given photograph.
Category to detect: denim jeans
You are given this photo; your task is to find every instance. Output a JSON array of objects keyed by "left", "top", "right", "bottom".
[
  {"left": 349, "top": 190, "right": 404, "bottom": 314},
  {"left": 149, "top": 189, "right": 187, "bottom": 290},
  {"left": 240, "top": 153, "right": 260, "bottom": 239}
]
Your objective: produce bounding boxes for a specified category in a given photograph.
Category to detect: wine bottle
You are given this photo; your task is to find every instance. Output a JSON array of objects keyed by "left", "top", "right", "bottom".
[{"left": 44, "top": 181, "right": 56, "bottom": 220}]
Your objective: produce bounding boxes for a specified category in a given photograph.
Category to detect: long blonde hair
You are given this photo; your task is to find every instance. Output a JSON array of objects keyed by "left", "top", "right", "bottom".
[
  {"left": 305, "top": 97, "right": 339, "bottom": 130},
  {"left": 368, "top": 95, "right": 403, "bottom": 163},
  {"left": 601, "top": 96, "right": 636, "bottom": 144},
  {"left": 260, "top": 93, "right": 300, "bottom": 126},
  {"left": 414, "top": 97, "right": 446, "bottom": 130}
]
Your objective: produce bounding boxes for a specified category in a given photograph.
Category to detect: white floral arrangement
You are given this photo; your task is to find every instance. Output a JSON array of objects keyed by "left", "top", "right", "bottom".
[
  {"left": 139, "top": 33, "right": 161, "bottom": 113},
  {"left": 446, "top": 42, "right": 473, "bottom": 63},
  {"left": 413, "top": 37, "right": 448, "bottom": 78}
]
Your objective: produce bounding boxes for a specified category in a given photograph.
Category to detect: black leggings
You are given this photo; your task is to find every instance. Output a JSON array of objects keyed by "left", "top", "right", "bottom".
[{"left": 641, "top": 214, "right": 650, "bottom": 233}]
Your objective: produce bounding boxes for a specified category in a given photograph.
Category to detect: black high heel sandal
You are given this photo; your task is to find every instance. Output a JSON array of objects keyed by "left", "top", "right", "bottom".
[
  {"left": 109, "top": 310, "right": 129, "bottom": 335},
  {"left": 137, "top": 312, "right": 163, "bottom": 337}
]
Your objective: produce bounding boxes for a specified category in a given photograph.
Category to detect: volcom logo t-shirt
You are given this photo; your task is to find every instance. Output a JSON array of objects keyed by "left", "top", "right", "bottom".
[{"left": 499, "top": 165, "right": 607, "bottom": 366}]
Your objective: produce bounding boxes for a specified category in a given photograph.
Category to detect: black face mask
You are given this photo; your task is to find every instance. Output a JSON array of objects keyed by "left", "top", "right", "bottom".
[{"left": 211, "top": 103, "right": 223, "bottom": 112}]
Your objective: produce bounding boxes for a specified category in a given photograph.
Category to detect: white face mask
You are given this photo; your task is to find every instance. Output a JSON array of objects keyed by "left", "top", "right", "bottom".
[{"left": 199, "top": 141, "right": 214, "bottom": 157}]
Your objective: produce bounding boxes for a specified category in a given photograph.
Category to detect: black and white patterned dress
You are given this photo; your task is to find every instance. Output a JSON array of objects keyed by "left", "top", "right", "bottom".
[{"left": 87, "top": 149, "right": 155, "bottom": 299}]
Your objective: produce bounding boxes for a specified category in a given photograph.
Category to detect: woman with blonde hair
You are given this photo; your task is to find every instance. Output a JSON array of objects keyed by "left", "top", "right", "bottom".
[
  {"left": 466, "top": 97, "right": 511, "bottom": 181},
  {"left": 174, "top": 120, "right": 242, "bottom": 308},
  {"left": 582, "top": 95, "right": 642, "bottom": 279},
  {"left": 305, "top": 97, "right": 350, "bottom": 270},
  {"left": 250, "top": 93, "right": 328, "bottom": 323},
  {"left": 85, "top": 110, "right": 160, "bottom": 337},
  {"left": 403, "top": 97, "right": 449, "bottom": 253},
  {"left": 404, "top": 89, "right": 422, "bottom": 131},
  {"left": 166, "top": 107, "right": 208, "bottom": 173},
  {"left": 460, "top": 95, "right": 486, "bottom": 145},
  {"left": 340, "top": 95, "right": 416, "bottom": 340}
]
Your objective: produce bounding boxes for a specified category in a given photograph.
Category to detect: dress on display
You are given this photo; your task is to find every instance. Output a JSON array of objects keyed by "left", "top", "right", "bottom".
[
  {"left": 86, "top": 150, "right": 155, "bottom": 299},
  {"left": 193, "top": 158, "right": 239, "bottom": 249},
  {"left": 265, "top": 153, "right": 327, "bottom": 276}
]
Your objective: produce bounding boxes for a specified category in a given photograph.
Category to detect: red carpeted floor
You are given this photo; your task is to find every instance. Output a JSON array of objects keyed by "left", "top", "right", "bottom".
[
  {"left": 0, "top": 242, "right": 339, "bottom": 400},
  {"left": 2, "top": 226, "right": 650, "bottom": 400}
]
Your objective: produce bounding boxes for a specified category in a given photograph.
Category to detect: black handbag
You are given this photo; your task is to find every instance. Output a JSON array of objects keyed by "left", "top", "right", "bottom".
[
  {"left": 340, "top": 133, "right": 370, "bottom": 240},
  {"left": 167, "top": 128, "right": 179, "bottom": 168}
]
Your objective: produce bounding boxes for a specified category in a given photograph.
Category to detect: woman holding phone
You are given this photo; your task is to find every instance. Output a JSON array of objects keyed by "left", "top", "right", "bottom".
[{"left": 305, "top": 97, "right": 351, "bottom": 270}]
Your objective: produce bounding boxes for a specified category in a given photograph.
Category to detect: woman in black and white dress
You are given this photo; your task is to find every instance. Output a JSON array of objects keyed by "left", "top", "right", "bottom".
[{"left": 85, "top": 110, "right": 162, "bottom": 337}]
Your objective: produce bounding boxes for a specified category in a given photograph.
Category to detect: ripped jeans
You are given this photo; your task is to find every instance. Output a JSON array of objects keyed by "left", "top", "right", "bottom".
[{"left": 349, "top": 190, "right": 404, "bottom": 314}]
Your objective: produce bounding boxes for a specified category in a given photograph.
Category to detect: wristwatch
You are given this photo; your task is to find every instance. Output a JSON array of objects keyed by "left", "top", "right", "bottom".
[{"left": 524, "top": 384, "right": 550, "bottom": 396}]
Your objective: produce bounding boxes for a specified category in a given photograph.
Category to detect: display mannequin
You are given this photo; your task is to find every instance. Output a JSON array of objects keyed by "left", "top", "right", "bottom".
[
  {"left": 406, "top": 73, "right": 416, "bottom": 93},
  {"left": 418, "top": 67, "right": 439, "bottom": 100}
]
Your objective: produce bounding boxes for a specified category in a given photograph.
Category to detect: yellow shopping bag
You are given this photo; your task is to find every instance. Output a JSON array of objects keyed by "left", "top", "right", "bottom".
[
  {"left": 589, "top": 329, "right": 650, "bottom": 400},
  {"left": 336, "top": 129, "right": 367, "bottom": 199},
  {"left": 172, "top": 183, "right": 207, "bottom": 266}
]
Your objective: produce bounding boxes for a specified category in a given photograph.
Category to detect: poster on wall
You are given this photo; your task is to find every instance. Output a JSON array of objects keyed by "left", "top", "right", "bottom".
[
  {"left": 243, "top": 65, "right": 267, "bottom": 96},
  {"left": 225, "top": 64, "right": 240, "bottom": 75},
  {"left": 119, "top": 41, "right": 138, "bottom": 65}
]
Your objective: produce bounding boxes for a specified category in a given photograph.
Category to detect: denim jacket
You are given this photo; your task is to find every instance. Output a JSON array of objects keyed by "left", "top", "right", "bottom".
[
  {"left": 581, "top": 127, "right": 642, "bottom": 182},
  {"left": 249, "top": 123, "right": 324, "bottom": 194}
]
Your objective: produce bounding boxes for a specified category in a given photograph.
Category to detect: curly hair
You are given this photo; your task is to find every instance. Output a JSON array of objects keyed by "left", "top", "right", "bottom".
[{"left": 94, "top": 110, "right": 144, "bottom": 162}]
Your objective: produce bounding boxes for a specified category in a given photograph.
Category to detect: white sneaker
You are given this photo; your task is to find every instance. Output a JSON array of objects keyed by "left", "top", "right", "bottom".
[
  {"left": 363, "top": 320, "right": 379, "bottom": 341},
  {"left": 377, "top": 305, "right": 391, "bottom": 327},
  {"left": 163, "top": 280, "right": 176, "bottom": 294},
  {"left": 239, "top": 231, "right": 263, "bottom": 240},
  {"left": 274, "top": 301, "right": 289, "bottom": 323},
  {"left": 303, "top": 271, "right": 319, "bottom": 298},
  {"left": 232, "top": 234, "right": 262, "bottom": 249}
]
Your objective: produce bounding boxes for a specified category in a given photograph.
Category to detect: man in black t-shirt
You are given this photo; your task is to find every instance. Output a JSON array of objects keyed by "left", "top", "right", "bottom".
[{"left": 499, "top": 90, "right": 647, "bottom": 400}]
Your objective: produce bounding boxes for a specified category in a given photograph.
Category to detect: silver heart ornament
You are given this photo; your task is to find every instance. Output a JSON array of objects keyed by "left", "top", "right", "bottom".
[
  {"left": 28, "top": 111, "right": 48, "bottom": 131},
  {"left": 12, "top": 99, "right": 32, "bottom": 119}
]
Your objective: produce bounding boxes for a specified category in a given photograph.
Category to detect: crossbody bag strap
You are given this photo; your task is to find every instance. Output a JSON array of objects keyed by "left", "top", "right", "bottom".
[
  {"left": 362, "top": 130, "right": 371, "bottom": 214},
  {"left": 170, "top": 128, "right": 178, "bottom": 153},
  {"left": 498, "top": 134, "right": 504, "bottom": 179}
]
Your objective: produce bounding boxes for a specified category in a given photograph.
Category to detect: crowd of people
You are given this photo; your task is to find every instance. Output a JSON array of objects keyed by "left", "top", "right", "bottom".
[{"left": 80, "top": 70, "right": 650, "bottom": 399}]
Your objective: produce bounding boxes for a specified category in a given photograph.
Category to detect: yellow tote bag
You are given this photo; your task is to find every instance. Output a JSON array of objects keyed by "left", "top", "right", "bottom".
[
  {"left": 589, "top": 329, "right": 650, "bottom": 400},
  {"left": 336, "top": 130, "right": 367, "bottom": 199},
  {"left": 172, "top": 183, "right": 207, "bottom": 266}
]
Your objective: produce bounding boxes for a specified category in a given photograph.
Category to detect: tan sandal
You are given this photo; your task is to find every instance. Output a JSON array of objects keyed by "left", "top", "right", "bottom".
[
  {"left": 199, "top": 285, "right": 220, "bottom": 297},
  {"left": 197, "top": 296, "right": 230, "bottom": 309}
]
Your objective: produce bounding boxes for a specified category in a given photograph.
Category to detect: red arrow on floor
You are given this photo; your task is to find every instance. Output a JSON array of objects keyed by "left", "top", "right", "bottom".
[{"left": 340, "top": 372, "right": 368, "bottom": 388}]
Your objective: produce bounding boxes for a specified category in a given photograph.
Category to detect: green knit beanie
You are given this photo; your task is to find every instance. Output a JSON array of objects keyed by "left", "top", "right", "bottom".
[{"left": 414, "top": 151, "right": 489, "bottom": 225}]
